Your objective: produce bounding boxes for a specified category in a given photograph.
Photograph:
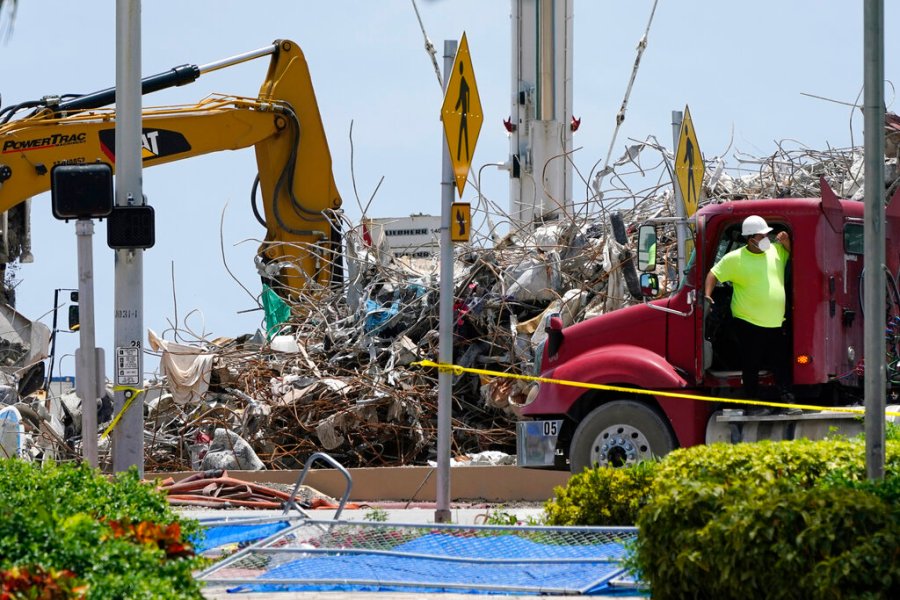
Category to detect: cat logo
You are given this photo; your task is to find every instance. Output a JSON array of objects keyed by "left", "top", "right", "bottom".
[
  {"left": 141, "top": 130, "right": 160, "bottom": 158},
  {"left": 98, "top": 128, "right": 192, "bottom": 163}
]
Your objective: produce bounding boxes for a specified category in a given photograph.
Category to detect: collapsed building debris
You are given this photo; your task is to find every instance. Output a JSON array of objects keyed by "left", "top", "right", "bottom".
[{"left": 2, "top": 141, "right": 898, "bottom": 471}]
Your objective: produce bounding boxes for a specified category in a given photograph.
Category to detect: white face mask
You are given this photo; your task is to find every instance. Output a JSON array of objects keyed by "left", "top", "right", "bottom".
[{"left": 754, "top": 237, "right": 772, "bottom": 252}]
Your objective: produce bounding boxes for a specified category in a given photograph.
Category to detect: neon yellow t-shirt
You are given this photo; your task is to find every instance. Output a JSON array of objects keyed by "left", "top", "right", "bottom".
[{"left": 710, "top": 243, "right": 789, "bottom": 328}]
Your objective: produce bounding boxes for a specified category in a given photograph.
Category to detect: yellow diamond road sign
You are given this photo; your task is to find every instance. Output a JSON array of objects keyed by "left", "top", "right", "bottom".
[
  {"left": 441, "top": 32, "right": 483, "bottom": 198},
  {"left": 675, "top": 105, "right": 704, "bottom": 217}
]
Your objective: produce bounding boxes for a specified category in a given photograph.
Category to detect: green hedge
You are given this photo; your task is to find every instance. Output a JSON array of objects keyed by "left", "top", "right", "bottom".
[
  {"left": 636, "top": 472, "right": 899, "bottom": 599},
  {"left": 543, "top": 459, "right": 658, "bottom": 526},
  {"left": 0, "top": 459, "right": 204, "bottom": 599},
  {"left": 544, "top": 439, "right": 900, "bottom": 598},
  {"left": 650, "top": 438, "right": 900, "bottom": 492}
]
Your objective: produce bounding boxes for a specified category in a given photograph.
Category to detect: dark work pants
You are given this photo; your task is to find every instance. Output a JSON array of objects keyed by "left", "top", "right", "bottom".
[{"left": 732, "top": 317, "right": 791, "bottom": 400}]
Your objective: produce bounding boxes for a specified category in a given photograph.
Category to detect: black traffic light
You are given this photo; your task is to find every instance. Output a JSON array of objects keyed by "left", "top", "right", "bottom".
[
  {"left": 107, "top": 205, "right": 155, "bottom": 249},
  {"left": 50, "top": 163, "right": 114, "bottom": 220}
]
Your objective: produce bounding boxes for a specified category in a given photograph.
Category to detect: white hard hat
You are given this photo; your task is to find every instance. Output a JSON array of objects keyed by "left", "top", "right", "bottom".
[{"left": 741, "top": 215, "right": 773, "bottom": 237}]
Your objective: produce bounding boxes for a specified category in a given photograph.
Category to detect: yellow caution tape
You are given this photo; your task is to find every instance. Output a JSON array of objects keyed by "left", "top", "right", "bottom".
[
  {"left": 412, "top": 359, "right": 900, "bottom": 418},
  {"left": 100, "top": 386, "right": 146, "bottom": 440}
]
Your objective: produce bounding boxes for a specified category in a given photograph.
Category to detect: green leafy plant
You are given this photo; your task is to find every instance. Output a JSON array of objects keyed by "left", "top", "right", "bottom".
[
  {"left": 1, "top": 565, "right": 88, "bottom": 599},
  {"left": 651, "top": 438, "right": 900, "bottom": 494},
  {"left": 887, "top": 421, "right": 900, "bottom": 442},
  {"left": 632, "top": 440, "right": 900, "bottom": 598},
  {"left": 543, "top": 459, "right": 658, "bottom": 526},
  {"left": 521, "top": 513, "right": 544, "bottom": 526},
  {"left": 473, "top": 505, "right": 543, "bottom": 527},
  {"left": 544, "top": 438, "right": 900, "bottom": 596},
  {"left": 479, "top": 506, "right": 519, "bottom": 526},
  {"left": 635, "top": 478, "right": 899, "bottom": 599},
  {"left": 363, "top": 507, "right": 389, "bottom": 522},
  {"left": 0, "top": 459, "right": 204, "bottom": 599}
]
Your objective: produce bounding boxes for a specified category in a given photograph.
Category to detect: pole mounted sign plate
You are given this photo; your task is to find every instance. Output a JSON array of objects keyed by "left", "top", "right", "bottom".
[
  {"left": 441, "top": 32, "right": 483, "bottom": 198},
  {"left": 450, "top": 202, "right": 471, "bottom": 242},
  {"left": 675, "top": 105, "right": 704, "bottom": 217}
]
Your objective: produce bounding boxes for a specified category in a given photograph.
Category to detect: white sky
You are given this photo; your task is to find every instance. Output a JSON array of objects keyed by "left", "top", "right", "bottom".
[{"left": 0, "top": 0, "right": 896, "bottom": 380}]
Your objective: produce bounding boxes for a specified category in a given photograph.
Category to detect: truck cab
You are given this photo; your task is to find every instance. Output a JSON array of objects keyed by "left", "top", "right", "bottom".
[{"left": 517, "top": 183, "right": 900, "bottom": 473}]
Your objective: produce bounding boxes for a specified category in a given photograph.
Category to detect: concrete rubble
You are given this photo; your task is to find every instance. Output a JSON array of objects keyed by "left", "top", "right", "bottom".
[{"left": 2, "top": 140, "right": 898, "bottom": 472}]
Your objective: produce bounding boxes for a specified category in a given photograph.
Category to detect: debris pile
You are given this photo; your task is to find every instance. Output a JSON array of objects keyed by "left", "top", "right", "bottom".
[
  {"left": 3, "top": 141, "right": 899, "bottom": 471},
  {"left": 708, "top": 144, "right": 898, "bottom": 201},
  {"left": 132, "top": 194, "right": 673, "bottom": 471}
]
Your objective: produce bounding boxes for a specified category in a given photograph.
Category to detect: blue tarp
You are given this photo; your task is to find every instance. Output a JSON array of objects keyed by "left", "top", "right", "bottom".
[
  {"left": 229, "top": 532, "right": 634, "bottom": 595},
  {"left": 193, "top": 521, "right": 291, "bottom": 554}
]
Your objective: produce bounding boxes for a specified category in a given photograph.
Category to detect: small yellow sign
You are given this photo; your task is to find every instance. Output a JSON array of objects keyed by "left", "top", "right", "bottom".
[
  {"left": 441, "top": 32, "right": 483, "bottom": 198},
  {"left": 450, "top": 202, "right": 471, "bottom": 242},
  {"left": 675, "top": 106, "right": 704, "bottom": 217}
]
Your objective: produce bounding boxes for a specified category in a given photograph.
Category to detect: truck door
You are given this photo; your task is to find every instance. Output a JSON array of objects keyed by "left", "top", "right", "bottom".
[
  {"left": 702, "top": 218, "right": 794, "bottom": 389},
  {"left": 703, "top": 221, "right": 745, "bottom": 375}
]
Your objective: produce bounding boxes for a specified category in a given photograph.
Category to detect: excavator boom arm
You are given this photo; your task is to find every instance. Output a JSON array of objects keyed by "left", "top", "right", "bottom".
[
  {"left": 0, "top": 39, "right": 342, "bottom": 295},
  {"left": 0, "top": 99, "right": 281, "bottom": 208}
]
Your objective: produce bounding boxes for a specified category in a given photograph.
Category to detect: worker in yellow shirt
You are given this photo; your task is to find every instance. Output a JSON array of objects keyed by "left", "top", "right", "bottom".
[{"left": 704, "top": 215, "right": 797, "bottom": 414}]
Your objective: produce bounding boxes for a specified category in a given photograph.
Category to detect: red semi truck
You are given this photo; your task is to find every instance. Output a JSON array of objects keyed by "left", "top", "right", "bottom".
[{"left": 517, "top": 182, "right": 900, "bottom": 473}]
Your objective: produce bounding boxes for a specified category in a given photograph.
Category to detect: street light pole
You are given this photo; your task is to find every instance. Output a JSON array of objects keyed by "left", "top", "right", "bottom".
[
  {"left": 863, "top": 0, "right": 886, "bottom": 481},
  {"left": 112, "top": 0, "right": 145, "bottom": 474},
  {"left": 435, "top": 39, "right": 458, "bottom": 525}
]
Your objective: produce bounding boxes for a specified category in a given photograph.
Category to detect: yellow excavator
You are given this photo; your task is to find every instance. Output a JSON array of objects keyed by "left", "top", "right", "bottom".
[{"left": 0, "top": 39, "right": 343, "bottom": 302}]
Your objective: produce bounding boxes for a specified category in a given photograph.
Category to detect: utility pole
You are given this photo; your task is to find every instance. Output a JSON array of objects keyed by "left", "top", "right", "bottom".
[
  {"left": 112, "top": 0, "right": 145, "bottom": 474},
  {"left": 75, "top": 220, "right": 101, "bottom": 467},
  {"left": 50, "top": 165, "right": 112, "bottom": 470},
  {"left": 671, "top": 110, "right": 686, "bottom": 275},
  {"left": 435, "top": 39, "right": 457, "bottom": 524},
  {"left": 863, "top": 0, "right": 886, "bottom": 481}
]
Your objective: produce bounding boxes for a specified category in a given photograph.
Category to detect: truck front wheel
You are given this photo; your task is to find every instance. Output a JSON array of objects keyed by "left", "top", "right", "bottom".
[{"left": 569, "top": 400, "right": 676, "bottom": 473}]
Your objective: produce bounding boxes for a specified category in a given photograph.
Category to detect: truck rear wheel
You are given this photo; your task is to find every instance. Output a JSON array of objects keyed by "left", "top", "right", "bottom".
[{"left": 569, "top": 400, "right": 676, "bottom": 473}]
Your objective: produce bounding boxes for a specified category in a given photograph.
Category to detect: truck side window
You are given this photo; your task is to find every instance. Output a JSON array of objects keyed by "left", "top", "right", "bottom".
[{"left": 844, "top": 222, "right": 864, "bottom": 255}]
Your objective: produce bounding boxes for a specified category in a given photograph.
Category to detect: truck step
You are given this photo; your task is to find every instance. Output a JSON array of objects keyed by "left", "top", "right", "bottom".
[{"left": 715, "top": 410, "right": 860, "bottom": 423}]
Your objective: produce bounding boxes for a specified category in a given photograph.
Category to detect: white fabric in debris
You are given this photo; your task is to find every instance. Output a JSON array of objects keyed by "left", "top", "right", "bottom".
[
  {"left": 502, "top": 251, "right": 561, "bottom": 301},
  {"left": 147, "top": 329, "right": 214, "bottom": 405},
  {"left": 527, "top": 223, "right": 570, "bottom": 251}
]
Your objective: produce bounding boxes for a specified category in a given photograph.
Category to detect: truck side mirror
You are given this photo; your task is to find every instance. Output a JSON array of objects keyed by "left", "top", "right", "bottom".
[
  {"left": 68, "top": 304, "right": 80, "bottom": 331},
  {"left": 640, "top": 273, "right": 660, "bottom": 298},
  {"left": 637, "top": 225, "right": 658, "bottom": 272}
]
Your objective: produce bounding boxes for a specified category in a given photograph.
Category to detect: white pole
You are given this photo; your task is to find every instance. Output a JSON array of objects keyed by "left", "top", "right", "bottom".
[
  {"left": 75, "top": 219, "right": 98, "bottom": 467},
  {"left": 112, "top": 0, "right": 145, "bottom": 474},
  {"left": 435, "top": 39, "right": 457, "bottom": 524}
]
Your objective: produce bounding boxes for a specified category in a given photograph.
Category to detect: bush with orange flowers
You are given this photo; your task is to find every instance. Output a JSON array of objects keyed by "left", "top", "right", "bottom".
[{"left": 0, "top": 460, "right": 203, "bottom": 599}]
